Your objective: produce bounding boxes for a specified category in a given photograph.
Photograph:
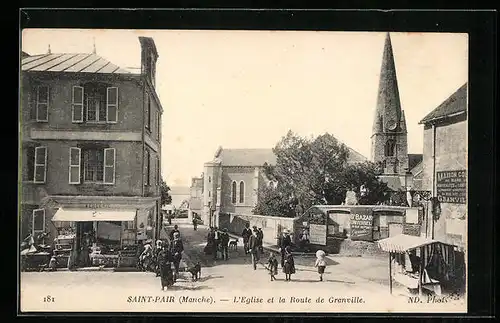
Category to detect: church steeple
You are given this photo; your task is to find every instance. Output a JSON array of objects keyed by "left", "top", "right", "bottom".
[
  {"left": 372, "top": 33, "right": 405, "bottom": 135},
  {"left": 370, "top": 33, "right": 409, "bottom": 175}
]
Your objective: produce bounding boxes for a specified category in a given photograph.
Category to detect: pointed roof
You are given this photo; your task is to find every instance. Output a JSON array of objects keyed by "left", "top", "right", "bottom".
[
  {"left": 419, "top": 83, "right": 467, "bottom": 124},
  {"left": 372, "top": 33, "right": 404, "bottom": 134}
]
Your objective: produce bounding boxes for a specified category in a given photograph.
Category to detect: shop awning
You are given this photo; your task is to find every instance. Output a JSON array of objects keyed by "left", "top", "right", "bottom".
[
  {"left": 377, "top": 234, "right": 454, "bottom": 253},
  {"left": 52, "top": 208, "right": 136, "bottom": 222}
]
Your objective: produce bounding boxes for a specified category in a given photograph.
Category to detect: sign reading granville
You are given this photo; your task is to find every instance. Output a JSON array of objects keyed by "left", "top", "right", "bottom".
[
  {"left": 436, "top": 170, "right": 466, "bottom": 204},
  {"left": 349, "top": 207, "right": 374, "bottom": 241}
]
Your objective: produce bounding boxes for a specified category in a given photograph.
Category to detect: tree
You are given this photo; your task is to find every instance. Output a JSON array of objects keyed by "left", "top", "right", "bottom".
[
  {"left": 253, "top": 131, "right": 390, "bottom": 216},
  {"left": 160, "top": 179, "right": 172, "bottom": 206}
]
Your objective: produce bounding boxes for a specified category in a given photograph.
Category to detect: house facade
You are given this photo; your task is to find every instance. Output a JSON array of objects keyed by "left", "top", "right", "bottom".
[
  {"left": 20, "top": 37, "right": 163, "bottom": 265},
  {"left": 419, "top": 83, "right": 467, "bottom": 250}
]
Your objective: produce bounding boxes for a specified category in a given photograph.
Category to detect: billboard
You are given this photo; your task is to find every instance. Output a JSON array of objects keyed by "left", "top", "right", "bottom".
[
  {"left": 436, "top": 170, "right": 466, "bottom": 204},
  {"left": 309, "top": 224, "right": 327, "bottom": 245},
  {"left": 350, "top": 207, "right": 374, "bottom": 241}
]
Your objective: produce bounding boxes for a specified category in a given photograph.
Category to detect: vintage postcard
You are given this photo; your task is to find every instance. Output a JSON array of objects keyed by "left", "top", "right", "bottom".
[{"left": 19, "top": 28, "right": 468, "bottom": 313}]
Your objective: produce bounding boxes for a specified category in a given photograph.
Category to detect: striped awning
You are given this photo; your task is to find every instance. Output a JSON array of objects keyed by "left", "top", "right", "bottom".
[
  {"left": 377, "top": 234, "right": 453, "bottom": 253},
  {"left": 52, "top": 208, "right": 136, "bottom": 222}
]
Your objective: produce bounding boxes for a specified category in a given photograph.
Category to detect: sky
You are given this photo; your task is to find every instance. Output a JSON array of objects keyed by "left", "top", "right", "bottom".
[{"left": 21, "top": 29, "right": 468, "bottom": 188}]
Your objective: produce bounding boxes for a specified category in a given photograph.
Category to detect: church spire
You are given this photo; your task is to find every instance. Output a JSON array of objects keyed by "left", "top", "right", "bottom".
[{"left": 372, "top": 33, "right": 404, "bottom": 135}]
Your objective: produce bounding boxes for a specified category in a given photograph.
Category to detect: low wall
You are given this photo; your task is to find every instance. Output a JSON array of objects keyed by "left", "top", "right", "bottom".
[{"left": 218, "top": 213, "right": 295, "bottom": 246}]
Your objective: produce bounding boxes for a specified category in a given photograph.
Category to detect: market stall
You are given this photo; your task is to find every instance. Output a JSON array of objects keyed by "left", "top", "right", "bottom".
[{"left": 378, "top": 234, "right": 458, "bottom": 296}]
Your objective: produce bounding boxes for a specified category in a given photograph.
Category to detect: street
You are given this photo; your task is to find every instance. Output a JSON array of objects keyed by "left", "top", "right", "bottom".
[{"left": 20, "top": 221, "right": 465, "bottom": 313}]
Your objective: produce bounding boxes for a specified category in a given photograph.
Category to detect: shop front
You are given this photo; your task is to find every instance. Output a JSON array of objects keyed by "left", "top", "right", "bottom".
[{"left": 48, "top": 196, "right": 160, "bottom": 269}]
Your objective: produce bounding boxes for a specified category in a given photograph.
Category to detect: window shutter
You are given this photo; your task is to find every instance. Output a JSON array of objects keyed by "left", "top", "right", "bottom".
[
  {"left": 34, "top": 146, "right": 47, "bottom": 183},
  {"left": 106, "top": 87, "right": 118, "bottom": 123},
  {"left": 103, "top": 148, "right": 116, "bottom": 184},
  {"left": 69, "top": 147, "right": 81, "bottom": 184},
  {"left": 36, "top": 86, "right": 49, "bottom": 122},
  {"left": 72, "top": 86, "right": 84, "bottom": 122}
]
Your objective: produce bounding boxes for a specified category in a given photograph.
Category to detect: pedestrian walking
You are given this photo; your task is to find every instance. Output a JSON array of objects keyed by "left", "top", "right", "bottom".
[
  {"left": 157, "top": 243, "right": 174, "bottom": 290},
  {"left": 266, "top": 252, "right": 279, "bottom": 281},
  {"left": 278, "top": 229, "right": 292, "bottom": 268},
  {"left": 205, "top": 227, "right": 218, "bottom": 260},
  {"left": 283, "top": 246, "right": 296, "bottom": 281},
  {"left": 257, "top": 228, "right": 264, "bottom": 253},
  {"left": 299, "top": 228, "right": 310, "bottom": 251},
  {"left": 241, "top": 223, "right": 252, "bottom": 255},
  {"left": 170, "top": 232, "right": 183, "bottom": 279},
  {"left": 314, "top": 250, "right": 327, "bottom": 281},
  {"left": 248, "top": 229, "right": 260, "bottom": 270},
  {"left": 219, "top": 228, "right": 230, "bottom": 260},
  {"left": 169, "top": 225, "right": 180, "bottom": 241},
  {"left": 192, "top": 217, "right": 198, "bottom": 231}
]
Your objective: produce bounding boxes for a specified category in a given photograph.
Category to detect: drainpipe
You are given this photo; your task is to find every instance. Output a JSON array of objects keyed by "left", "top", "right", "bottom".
[
  {"left": 431, "top": 124, "right": 436, "bottom": 239},
  {"left": 141, "top": 79, "right": 145, "bottom": 197}
]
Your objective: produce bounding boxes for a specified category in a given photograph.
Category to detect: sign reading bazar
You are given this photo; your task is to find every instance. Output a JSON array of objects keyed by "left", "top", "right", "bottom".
[
  {"left": 349, "top": 207, "right": 374, "bottom": 242},
  {"left": 436, "top": 170, "right": 466, "bottom": 204}
]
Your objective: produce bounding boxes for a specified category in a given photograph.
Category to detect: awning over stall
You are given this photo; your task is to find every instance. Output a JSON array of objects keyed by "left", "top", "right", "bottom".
[
  {"left": 377, "top": 234, "right": 453, "bottom": 253},
  {"left": 52, "top": 208, "right": 136, "bottom": 222}
]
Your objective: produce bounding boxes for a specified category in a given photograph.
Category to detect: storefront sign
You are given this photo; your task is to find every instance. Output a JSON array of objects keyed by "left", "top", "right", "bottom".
[
  {"left": 309, "top": 224, "right": 327, "bottom": 245},
  {"left": 350, "top": 208, "right": 374, "bottom": 241},
  {"left": 436, "top": 170, "right": 466, "bottom": 204}
]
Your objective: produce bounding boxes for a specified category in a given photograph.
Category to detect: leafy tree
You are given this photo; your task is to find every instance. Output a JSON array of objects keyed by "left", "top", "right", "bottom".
[
  {"left": 253, "top": 131, "right": 390, "bottom": 216},
  {"left": 160, "top": 179, "right": 172, "bottom": 206}
]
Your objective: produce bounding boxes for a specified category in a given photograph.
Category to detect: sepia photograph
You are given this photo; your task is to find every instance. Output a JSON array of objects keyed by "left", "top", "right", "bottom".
[{"left": 19, "top": 28, "right": 468, "bottom": 313}]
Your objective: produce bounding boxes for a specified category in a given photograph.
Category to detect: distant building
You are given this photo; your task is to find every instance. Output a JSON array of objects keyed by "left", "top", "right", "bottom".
[
  {"left": 20, "top": 37, "right": 163, "bottom": 266},
  {"left": 202, "top": 145, "right": 367, "bottom": 226},
  {"left": 419, "top": 83, "right": 467, "bottom": 250},
  {"left": 189, "top": 176, "right": 204, "bottom": 219},
  {"left": 370, "top": 33, "right": 422, "bottom": 193}
]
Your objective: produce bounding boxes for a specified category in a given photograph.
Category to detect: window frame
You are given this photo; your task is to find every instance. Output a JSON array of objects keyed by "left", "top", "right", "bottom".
[
  {"left": 106, "top": 87, "right": 119, "bottom": 123},
  {"left": 36, "top": 85, "right": 49, "bottom": 122},
  {"left": 231, "top": 181, "right": 237, "bottom": 204},
  {"left": 33, "top": 146, "right": 47, "bottom": 184},
  {"left": 145, "top": 94, "right": 151, "bottom": 131},
  {"left": 239, "top": 181, "right": 245, "bottom": 204},
  {"left": 69, "top": 147, "right": 82, "bottom": 184},
  {"left": 32, "top": 208, "right": 46, "bottom": 236},
  {"left": 145, "top": 149, "right": 151, "bottom": 186},
  {"left": 72, "top": 86, "right": 84, "bottom": 123},
  {"left": 103, "top": 148, "right": 116, "bottom": 185}
]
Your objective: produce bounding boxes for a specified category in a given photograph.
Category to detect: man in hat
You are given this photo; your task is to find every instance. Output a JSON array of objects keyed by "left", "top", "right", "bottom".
[
  {"left": 219, "top": 228, "right": 230, "bottom": 260},
  {"left": 248, "top": 228, "right": 260, "bottom": 270},
  {"left": 170, "top": 232, "right": 184, "bottom": 278},
  {"left": 169, "top": 225, "right": 180, "bottom": 241},
  {"left": 278, "top": 229, "right": 292, "bottom": 268},
  {"left": 241, "top": 223, "right": 252, "bottom": 255}
]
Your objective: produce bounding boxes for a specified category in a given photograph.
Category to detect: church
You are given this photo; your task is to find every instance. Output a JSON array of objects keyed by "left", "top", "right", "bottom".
[{"left": 370, "top": 33, "right": 423, "bottom": 194}]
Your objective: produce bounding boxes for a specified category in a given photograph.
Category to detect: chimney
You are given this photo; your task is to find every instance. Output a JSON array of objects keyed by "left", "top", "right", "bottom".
[{"left": 138, "top": 37, "right": 159, "bottom": 87}]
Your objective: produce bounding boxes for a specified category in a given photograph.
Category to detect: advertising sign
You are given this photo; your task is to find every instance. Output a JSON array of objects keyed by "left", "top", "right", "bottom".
[
  {"left": 436, "top": 170, "right": 466, "bottom": 204},
  {"left": 309, "top": 224, "right": 327, "bottom": 245},
  {"left": 350, "top": 207, "right": 374, "bottom": 241}
]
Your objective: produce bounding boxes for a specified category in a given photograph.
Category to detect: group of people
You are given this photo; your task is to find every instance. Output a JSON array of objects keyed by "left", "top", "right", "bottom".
[
  {"left": 138, "top": 225, "right": 184, "bottom": 290},
  {"left": 205, "top": 226, "right": 231, "bottom": 260},
  {"left": 241, "top": 224, "right": 265, "bottom": 270}
]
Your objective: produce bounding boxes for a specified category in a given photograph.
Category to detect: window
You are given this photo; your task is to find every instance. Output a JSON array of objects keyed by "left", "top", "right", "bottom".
[
  {"left": 72, "top": 86, "right": 84, "bottom": 123},
  {"left": 32, "top": 209, "right": 45, "bottom": 235},
  {"left": 71, "top": 147, "right": 116, "bottom": 184},
  {"left": 36, "top": 86, "right": 49, "bottom": 122},
  {"left": 385, "top": 139, "right": 396, "bottom": 157},
  {"left": 231, "top": 181, "right": 237, "bottom": 204},
  {"left": 23, "top": 147, "right": 35, "bottom": 181},
  {"left": 69, "top": 147, "right": 81, "bottom": 184},
  {"left": 82, "top": 83, "right": 118, "bottom": 123},
  {"left": 239, "top": 181, "right": 245, "bottom": 204},
  {"left": 145, "top": 150, "right": 150, "bottom": 186},
  {"left": 156, "top": 111, "right": 161, "bottom": 141},
  {"left": 208, "top": 176, "right": 211, "bottom": 183},
  {"left": 145, "top": 95, "right": 151, "bottom": 130},
  {"left": 34, "top": 146, "right": 47, "bottom": 183},
  {"left": 156, "top": 156, "right": 160, "bottom": 185}
]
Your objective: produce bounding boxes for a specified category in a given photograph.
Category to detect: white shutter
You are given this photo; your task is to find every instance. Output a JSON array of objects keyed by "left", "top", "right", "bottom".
[
  {"left": 72, "top": 86, "right": 84, "bottom": 123},
  {"left": 34, "top": 146, "right": 47, "bottom": 183},
  {"left": 69, "top": 147, "right": 81, "bottom": 184},
  {"left": 103, "top": 148, "right": 116, "bottom": 184},
  {"left": 106, "top": 87, "right": 118, "bottom": 123}
]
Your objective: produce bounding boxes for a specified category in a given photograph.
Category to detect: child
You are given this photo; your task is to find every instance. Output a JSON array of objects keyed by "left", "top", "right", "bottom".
[
  {"left": 267, "top": 252, "right": 279, "bottom": 281},
  {"left": 315, "top": 250, "right": 327, "bottom": 281}
]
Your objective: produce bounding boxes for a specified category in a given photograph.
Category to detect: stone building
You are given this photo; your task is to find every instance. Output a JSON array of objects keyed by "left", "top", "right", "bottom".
[
  {"left": 20, "top": 37, "right": 163, "bottom": 261},
  {"left": 202, "top": 146, "right": 367, "bottom": 226},
  {"left": 419, "top": 83, "right": 467, "bottom": 250},
  {"left": 370, "top": 33, "right": 423, "bottom": 193},
  {"left": 188, "top": 176, "right": 204, "bottom": 219}
]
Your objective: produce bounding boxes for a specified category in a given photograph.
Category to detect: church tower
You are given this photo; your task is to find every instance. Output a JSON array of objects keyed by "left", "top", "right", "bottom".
[{"left": 371, "top": 33, "right": 409, "bottom": 175}]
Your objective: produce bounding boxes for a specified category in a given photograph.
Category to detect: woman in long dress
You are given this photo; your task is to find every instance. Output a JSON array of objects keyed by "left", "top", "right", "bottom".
[
  {"left": 157, "top": 243, "right": 174, "bottom": 290},
  {"left": 283, "top": 246, "right": 296, "bottom": 281}
]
